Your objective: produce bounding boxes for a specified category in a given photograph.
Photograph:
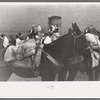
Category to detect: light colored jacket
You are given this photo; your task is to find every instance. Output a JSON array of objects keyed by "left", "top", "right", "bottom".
[{"left": 3, "top": 36, "right": 9, "bottom": 48}]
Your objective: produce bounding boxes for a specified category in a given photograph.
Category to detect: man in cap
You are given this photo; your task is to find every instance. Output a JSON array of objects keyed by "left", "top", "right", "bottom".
[{"left": 29, "top": 25, "right": 38, "bottom": 40}]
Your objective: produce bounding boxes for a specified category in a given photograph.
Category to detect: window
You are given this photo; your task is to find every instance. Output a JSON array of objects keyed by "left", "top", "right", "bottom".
[{"left": 49, "top": 16, "right": 62, "bottom": 27}]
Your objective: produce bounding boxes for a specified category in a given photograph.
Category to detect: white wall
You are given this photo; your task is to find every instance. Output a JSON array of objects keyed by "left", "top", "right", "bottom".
[{"left": 0, "top": 3, "right": 100, "bottom": 35}]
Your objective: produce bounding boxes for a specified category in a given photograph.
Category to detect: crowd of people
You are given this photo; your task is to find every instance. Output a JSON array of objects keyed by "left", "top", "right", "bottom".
[
  {"left": 0, "top": 24, "right": 60, "bottom": 49},
  {"left": 0, "top": 24, "right": 61, "bottom": 76},
  {"left": 28, "top": 24, "right": 60, "bottom": 44},
  {"left": 1, "top": 23, "right": 100, "bottom": 77}
]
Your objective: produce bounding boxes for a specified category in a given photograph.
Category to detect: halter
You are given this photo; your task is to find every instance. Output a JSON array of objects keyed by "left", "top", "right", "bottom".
[
  {"left": 42, "top": 30, "right": 89, "bottom": 68},
  {"left": 72, "top": 31, "right": 84, "bottom": 39},
  {"left": 71, "top": 30, "right": 89, "bottom": 55}
]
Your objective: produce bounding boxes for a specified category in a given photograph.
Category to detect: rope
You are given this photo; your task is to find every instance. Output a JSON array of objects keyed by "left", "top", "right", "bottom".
[{"left": 42, "top": 49, "right": 63, "bottom": 67}]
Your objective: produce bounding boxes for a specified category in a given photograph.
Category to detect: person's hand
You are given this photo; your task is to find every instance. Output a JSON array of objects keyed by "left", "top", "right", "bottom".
[{"left": 40, "top": 44, "right": 44, "bottom": 48}]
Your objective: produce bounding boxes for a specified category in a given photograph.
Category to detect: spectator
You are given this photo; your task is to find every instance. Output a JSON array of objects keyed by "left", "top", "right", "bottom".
[
  {"left": 18, "top": 33, "right": 24, "bottom": 40},
  {"left": 0, "top": 34, "right": 4, "bottom": 49},
  {"left": 15, "top": 35, "right": 23, "bottom": 46},
  {"left": 43, "top": 33, "right": 52, "bottom": 44},
  {"left": 1, "top": 34, "right": 9, "bottom": 48},
  {"left": 37, "top": 24, "right": 42, "bottom": 33},
  {"left": 4, "top": 37, "right": 16, "bottom": 63},
  {"left": 54, "top": 24, "right": 59, "bottom": 32},
  {"left": 51, "top": 24, "right": 60, "bottom": 41},
  {"left": 29, "top": 25, "right": 38, "bottom": 40}
]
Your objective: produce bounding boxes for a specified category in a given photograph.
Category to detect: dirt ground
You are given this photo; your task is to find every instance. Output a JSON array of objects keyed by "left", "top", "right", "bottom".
[
  {"left": 7, "top": 71, "right": 90, "bottom": 81},
  {"left": 0, "top": 61, "right": 99, "bottom": 81}
]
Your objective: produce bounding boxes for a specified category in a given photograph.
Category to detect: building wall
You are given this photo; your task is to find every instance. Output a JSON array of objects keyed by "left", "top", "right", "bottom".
[{"left": 0, "top": 3, "right": 100, "bottom": 35}]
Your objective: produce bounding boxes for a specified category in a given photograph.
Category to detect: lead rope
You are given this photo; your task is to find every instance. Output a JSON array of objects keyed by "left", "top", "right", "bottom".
[
  {"left": 75, "top": 32, "right": 85, "bottom": 50},
  {"left": 71, "top": 32, "right": 77, "bottom": 56},
  {"left": 29, "top": 42, "right": 40, "bottom": 76}
]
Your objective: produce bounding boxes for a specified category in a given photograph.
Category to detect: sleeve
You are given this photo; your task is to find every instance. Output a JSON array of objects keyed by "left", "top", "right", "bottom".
[{"left": 4, "top": 46, "right": 16, "bottom": 62}]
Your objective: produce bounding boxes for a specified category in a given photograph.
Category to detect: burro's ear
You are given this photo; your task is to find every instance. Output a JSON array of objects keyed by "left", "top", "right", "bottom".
[
  {"left": 68, "top": 28, "right": 73, "bottom": 34},
  {"left": 73, "top": 23, "right": 82, "bottom": 34},
  {"left": 72, "top": 23, "right": 74, "bottom": 27},
  {"left": 74, "top": 22, "right": 77, "bottom": 25}
]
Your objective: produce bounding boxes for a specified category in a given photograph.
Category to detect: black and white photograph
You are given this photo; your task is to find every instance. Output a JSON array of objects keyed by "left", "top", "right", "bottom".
[{"left": 0, "top": 2, "right": 100, "bottom": 82}]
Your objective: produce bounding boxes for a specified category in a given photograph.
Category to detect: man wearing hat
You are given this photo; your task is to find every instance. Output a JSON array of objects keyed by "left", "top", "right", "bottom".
[{"left": 29, "top": 25, "right": 38, "bottom": 40}]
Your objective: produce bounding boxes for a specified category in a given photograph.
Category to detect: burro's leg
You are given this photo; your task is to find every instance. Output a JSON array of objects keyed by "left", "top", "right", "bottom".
[
  {"left": 67, "top": 64, "right": 79, "bottom": 81},
  {"left": 94, "top": 65, "right": 100, "bottom": 81},
  {"left": 58, "top": 66, "right": 67, "bottom": 81},
  {"left": 86, "top": 58, "right": 93, "bottom": 81},
  {"left": 94, "top": 58, "right": 100, "bottom": 81}
]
